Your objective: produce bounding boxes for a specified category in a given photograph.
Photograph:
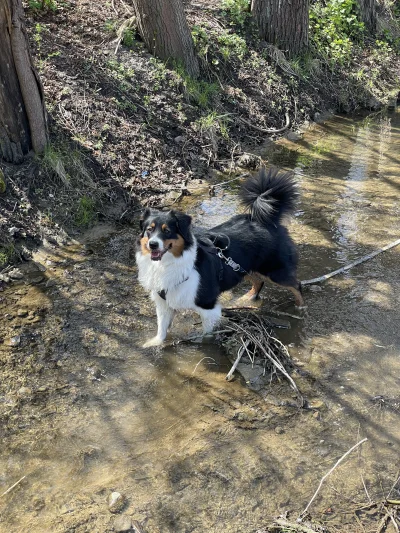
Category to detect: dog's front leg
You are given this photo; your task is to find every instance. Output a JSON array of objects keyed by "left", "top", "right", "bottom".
[
  {"left": 197, "top": 304, "right": 221, "bottom": 335},
  {"left": 143, "top": 293, "right": 175, "bottom": 348}
]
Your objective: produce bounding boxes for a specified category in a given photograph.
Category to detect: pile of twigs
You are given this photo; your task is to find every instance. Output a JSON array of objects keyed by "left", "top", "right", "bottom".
[{"left": 220, "top": 311, "right": 303, "bottom": 404}]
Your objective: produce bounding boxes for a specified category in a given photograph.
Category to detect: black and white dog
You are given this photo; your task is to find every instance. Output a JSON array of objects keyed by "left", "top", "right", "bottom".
[{"left": 136, "top": 167, "right": 303, "bottom": 348}]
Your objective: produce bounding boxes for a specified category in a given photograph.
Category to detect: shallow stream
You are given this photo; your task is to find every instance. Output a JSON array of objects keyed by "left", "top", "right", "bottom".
[{"left": 0, "top": 111, "right": 399, "bottom": 532}]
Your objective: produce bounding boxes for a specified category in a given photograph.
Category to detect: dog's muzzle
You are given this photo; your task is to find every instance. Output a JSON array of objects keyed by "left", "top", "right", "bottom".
[{"left": 148, "top": 240, "right": 171, "bottom": 261}]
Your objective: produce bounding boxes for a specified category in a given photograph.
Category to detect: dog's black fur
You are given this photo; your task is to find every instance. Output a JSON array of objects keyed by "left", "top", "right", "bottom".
[{"left": 192, "top": 166, "right": 302, "bottom": 308}]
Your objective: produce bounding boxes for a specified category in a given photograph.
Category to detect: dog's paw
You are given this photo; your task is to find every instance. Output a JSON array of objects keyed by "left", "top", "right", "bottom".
[{"left": 142, "top": 336, "right": 164, "bottom": 348}]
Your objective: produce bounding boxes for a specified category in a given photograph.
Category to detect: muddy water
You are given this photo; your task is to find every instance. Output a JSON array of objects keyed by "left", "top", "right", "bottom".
[{"left": 1, "top": 111, "right": 400, "bottom": 533}]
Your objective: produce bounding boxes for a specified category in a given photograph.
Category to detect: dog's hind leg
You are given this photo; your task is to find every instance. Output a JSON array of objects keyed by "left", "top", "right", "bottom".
[
  {"left": 197, "top": 304, "right": 221, "bottom": 335},
  {"left": 143, "top": 293, "right": 175, "bottom": 348},
  {"left": 242, "top": 273, "right": 265, "bottom": 301},
  {"left": 268, "top": 270, "right": 305, "bottom": 307}
]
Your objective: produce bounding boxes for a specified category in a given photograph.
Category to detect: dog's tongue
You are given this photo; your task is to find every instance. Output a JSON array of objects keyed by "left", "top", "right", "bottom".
[{"left": 151, "top": 250, "right": 163, "bottom": 261}]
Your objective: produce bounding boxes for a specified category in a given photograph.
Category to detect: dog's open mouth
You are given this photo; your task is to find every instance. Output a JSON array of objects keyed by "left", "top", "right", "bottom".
[{"left": 150, "top": 248, "right": 168, "bottom": 261}]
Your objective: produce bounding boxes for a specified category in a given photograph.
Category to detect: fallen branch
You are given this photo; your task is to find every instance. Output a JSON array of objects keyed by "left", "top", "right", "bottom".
[
  {"left": 272, "top": 518, "right": 321, "bottom": 533},
  {"left": 1, "top": 475, "right": 26, "bottom": 497},
  {"left": 299, "top": 438, "right": 368, "bottom": 520},
  {"left": 302, "top": 238, "right": 400, "bottom": 286},
  {"left": 238, "top": 112, "right": 290, "bottom": 135}
]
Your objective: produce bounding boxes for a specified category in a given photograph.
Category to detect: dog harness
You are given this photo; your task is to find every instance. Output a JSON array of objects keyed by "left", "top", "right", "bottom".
[{"left": 157, "top": 235, "right": 247, "bottom": 301}]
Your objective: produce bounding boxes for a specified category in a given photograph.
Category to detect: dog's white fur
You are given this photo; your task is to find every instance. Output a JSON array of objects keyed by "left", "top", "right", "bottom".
[{"left": 136, "top": 239, "right": 221, "bottom": 347}]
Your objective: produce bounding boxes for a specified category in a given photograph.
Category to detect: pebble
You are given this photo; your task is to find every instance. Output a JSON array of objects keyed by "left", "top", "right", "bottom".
[
  {"left": 274, "top": 426, "right": 284, "bottom": 435},
  {"left": 5, "top": 335, "right": 21, "bottom": 346},
  {"left": 309, "top": 285, "right": 322, "bottom": 292},
  {"left": 286, "top": 131, "right": 301, "bottom": 142},
  {"left": 29, "top": 275, "right": 45, "bottom": 284},
  {"left": 17, "top": 309, "right": 28, "bottom": 317},
  {"left": 108, "top": 491, "right": 126, "bottom": 513},
  {"left": 18, "top": 386, "right": 32, "bottom": 396},
  {"left": 114, "top": 515, "right": 133, "bottom": 532},
  {"left": 0, "top": 274, "right": 10, "bottom": 282},
  {"left": 309, "top": 400, "right": 325, "bottom": 410}
]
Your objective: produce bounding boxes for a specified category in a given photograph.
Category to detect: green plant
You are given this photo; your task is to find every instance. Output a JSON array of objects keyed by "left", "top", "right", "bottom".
[
  {"left": 192, "top": 25, "right": 210, "bottom": 58},
  {"left": 217, "top": 31, "right": 247, "bottom": 60},
  {"left": 0, "top": 244, "right": 15, "bottom": 267},
  {"left": 309, "top": 0, "right": 365, "bottom": 64},
  {"left": 174, "top": 64, "right": 219, "bottom": 107},
  {"left": 122, "top": 28, "right": 135, "bottom": 47},
  {"left": 75, "top": 196, "right": 96, "bottom": 227},
  {"left": 221, "top": 0, "right": 250, "bottom": 27},
  {"left": 29, "top": 0, "right": 57, "bottom": 10}
]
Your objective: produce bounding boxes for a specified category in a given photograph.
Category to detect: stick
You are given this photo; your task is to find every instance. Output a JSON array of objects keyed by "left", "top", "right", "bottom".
[
  {"left": 273, "top": 518, "right": 319, "bottom": 533},
  {"left": 302, "top": 239, "right": 400, "bottom": 286},
  {"left": 1, "top": 476, "right": 26, "bottom": 497},
  {"left": 225, "top": 338, "right": 248, "bottom": 381},
  {"left": 299, "top": 438, "right": 368, "bottom": 519}
]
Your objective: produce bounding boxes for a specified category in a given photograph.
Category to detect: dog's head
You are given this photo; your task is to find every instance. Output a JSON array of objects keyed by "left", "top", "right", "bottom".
[{"left": 138, "top": 209, "right": 193, "bottom": 261}]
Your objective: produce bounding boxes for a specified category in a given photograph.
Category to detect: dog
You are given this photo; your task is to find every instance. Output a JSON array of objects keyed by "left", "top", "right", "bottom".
[{"left": 136, "top": 167, "right": 303, "bottom": 348}]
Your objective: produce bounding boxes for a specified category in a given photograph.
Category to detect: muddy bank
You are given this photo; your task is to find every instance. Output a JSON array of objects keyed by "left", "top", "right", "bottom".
[{"left": 1, "top": 111, "right": 400, "bottom": 532}]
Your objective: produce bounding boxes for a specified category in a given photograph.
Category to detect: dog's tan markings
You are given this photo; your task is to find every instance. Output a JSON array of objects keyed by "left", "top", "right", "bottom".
[
  {"left": 140, "top": 236, "right": 150, "bottom": 255},
  {"left": 288, "top": 286, "right": 304, "bottom": 307},
  {"left": 161, "top": 224, "right": 168, "bottom": 232},
  {"left": 164, "top": 235, "right": 185, "bottom": 257},
  {"left": 243, "top": 274, "right": 265, "bottom": 300}
]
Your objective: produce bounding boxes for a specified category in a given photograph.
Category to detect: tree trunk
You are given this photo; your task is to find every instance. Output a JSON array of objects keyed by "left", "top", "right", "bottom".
[
  {"left": 357, "top": 0, "right": 376, "bottom": 34},
  {"left": 132, "top": 0, "right": 199, "bottom": 78},
  {"left": 251, "top": 0, "right": 309, "bottom": 57},
  {"left": 0, "top": 0, "right": 47, "bottom": 163}
]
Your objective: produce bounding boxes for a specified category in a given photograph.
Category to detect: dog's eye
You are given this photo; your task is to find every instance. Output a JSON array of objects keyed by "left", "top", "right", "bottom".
[
  {"left": 147, "top": 226, "right": 154, "bottom": 233},
  {"left": 163, "top": 227, "right": 171, "bottom": 234}
]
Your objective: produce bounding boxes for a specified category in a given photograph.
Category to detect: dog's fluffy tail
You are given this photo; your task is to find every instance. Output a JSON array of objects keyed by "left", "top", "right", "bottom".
[{"left": 240, "top": 166, "right": 298, "bottom": 226}]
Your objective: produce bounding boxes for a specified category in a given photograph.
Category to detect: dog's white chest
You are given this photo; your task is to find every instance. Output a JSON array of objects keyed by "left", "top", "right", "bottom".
[{"left": 136, "top": 246, "right": 199, "bottom": 310}]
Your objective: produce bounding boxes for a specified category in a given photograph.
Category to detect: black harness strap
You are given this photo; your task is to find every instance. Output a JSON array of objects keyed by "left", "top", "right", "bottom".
[{"left": 157, "top": 276, "right": 189, "bottom": 300}]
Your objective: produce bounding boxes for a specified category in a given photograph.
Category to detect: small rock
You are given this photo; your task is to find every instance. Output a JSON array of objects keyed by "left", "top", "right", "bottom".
[
  {"left": 9, "top": 269, "right": 24, "bottom": 280},
  {"left": 275, "top": 426, "right": 284, "bottom": 435},
  {"left": 18, "top": 386, "right": 32, "bottom": 396},
  {"left": 114, "top": 514, "right": 133, "bottom": 532},
  {"left": 37, "top": 386, "right": 48, "bottom": 393},
  {"left": 174, "top": 135, "right": 185, "bottom": 144},
  {"left": 17, "top": 308, "right": 29, "bottom": 317},
  {"left": 286, "top": 131, "right": 301, "bottom": 142},
  {"left": 5, "top": 335, "right": 21, "bottom": 346},
  {"left": 309, "top": 285, "right": 322, "bottom": 292},
  {"left": 313, "top": 112, "right": 322, "bottom": 122},
  {"left": 29, "top": 275, "right": 45, "bottom": 285},
  {"left": 309, "top": 400, "right": 325, "bottom": 410},
  {"left": 108, "top": 491, "right": 126, "bottom": 513}
]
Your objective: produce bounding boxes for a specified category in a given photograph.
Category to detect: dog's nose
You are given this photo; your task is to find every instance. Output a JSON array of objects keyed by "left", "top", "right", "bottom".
[{"left": 149, "top": 240, "right": 159, "bottom": 250}]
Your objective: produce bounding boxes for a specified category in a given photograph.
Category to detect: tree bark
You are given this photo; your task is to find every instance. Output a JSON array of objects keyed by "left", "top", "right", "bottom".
[
  {"left": 132, "top": 0, "right": 199, "bottom": 78},
  {"left": 251, "top": 0, "right": 309, "bottom": 57},
  {"left": 0, "top": 0, "right": 47, "bottom": 163},
  {"left": 357, "top": 0, "right": 376, "bottom": 34}
]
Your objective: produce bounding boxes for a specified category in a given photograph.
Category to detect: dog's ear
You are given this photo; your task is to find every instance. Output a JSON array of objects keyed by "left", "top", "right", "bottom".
[
  {"left": 139, "top": 208, "right": 151, "bottom": 231},
  {"left": 169, "top": 210, "right": 192, "bottom": 240}
]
